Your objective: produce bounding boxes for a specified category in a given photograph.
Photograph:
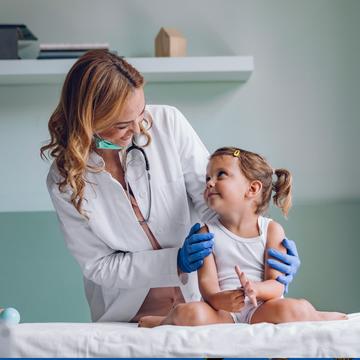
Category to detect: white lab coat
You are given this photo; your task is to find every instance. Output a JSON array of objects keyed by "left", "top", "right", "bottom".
[{"left": 47, "top": 105, "right": 215, "bottom": 322}]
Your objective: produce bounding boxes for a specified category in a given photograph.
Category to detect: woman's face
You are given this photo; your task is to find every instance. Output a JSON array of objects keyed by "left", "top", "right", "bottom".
[{"left": 97, "top": 87, "right": 146, "bottom": 148}]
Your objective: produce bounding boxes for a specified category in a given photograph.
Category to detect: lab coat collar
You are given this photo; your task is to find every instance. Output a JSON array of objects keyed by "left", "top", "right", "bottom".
[{"left": 88, "top": 151, "right": 105, "bottom": 167}]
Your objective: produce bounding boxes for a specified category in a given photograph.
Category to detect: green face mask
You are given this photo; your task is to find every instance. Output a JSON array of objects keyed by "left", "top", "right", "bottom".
[{"left": 94, "top": 134, "right": 124, "bottom": 150}]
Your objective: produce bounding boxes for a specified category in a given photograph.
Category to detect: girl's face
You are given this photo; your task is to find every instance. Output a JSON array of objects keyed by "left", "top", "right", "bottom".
[
  {"left": 97, "top": 87, "right": 146, "bottom": 148},
  {"left": 204, "top": 155, "right": 251, "bottom": 215}
]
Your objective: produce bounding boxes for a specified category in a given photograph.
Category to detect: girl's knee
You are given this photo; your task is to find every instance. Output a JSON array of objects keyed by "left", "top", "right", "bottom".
[
  {"left": 296, "top": 298, "right": 315, "bottom": 318},
  {"left": 172, "top": 302, "right": 209, "bottom": 326},
  {"left": 276, "top": 298, "right": 315, "bottom": 322}
]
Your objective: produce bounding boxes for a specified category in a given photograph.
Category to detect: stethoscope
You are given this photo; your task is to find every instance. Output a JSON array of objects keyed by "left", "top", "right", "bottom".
[{"left": 124, "top": 142, "right": 152, "bottom": 224}]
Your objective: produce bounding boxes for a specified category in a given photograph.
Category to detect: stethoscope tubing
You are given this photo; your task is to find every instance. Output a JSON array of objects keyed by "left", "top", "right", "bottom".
[{"left": 124, "top": 143, "right": 151, "bottom": 224}]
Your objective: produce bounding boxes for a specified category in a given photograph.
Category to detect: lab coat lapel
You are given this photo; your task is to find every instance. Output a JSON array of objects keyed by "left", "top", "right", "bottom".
[{"left": 87, "top": 151, "right": 152, "bottom": 252}]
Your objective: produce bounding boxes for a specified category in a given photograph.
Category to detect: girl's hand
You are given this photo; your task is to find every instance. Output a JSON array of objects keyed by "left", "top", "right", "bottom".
[
  {"left": 208, "top": 289, "right": 246, "bottom": 312},
  {"left": 235, "top": 265, "right": 258, "bottom": 307}
]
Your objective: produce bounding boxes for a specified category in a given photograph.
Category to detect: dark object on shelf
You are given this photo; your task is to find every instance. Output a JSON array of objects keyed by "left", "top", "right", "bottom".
[
  {"left": 38, "top": 51, "right": 90, "bottom": 59},
  {"left": 37, "top": 43, "right": 110, "bottom": 59},
  {"left": 0, "top": 24, "right": 38, "bottom": 59},
  {"left": 0, "top": 24, "right": 37, "bottom": 41},
  {"left": 0, "top": 28, "right": 17, "bottom": 59}
]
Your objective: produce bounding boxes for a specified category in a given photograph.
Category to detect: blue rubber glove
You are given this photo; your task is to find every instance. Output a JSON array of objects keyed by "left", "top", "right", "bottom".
[
  {"left": 177, "top": 223, "right": 214, "bottom": 273},
  {"left": 267, "top": 238, "right": 301, "bottom": 293}
]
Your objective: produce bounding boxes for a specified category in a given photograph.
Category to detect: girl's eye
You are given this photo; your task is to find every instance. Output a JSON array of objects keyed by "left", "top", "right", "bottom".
[
  {"left": 218, "top": 171, "right": 227, "bottom": 178},
  {"left": 205, "top": 176, "right": 211, "bottom": 182},
  {"left": 116, "top": 125, "right": 129, "bottom": 130}
]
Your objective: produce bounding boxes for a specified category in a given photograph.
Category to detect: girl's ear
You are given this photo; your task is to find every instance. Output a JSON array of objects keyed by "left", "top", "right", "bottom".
[{"left": 246, "top": 180, "right": 262, "bottom": 198}]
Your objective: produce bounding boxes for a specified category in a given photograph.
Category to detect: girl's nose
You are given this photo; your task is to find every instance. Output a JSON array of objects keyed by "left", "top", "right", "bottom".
[{"left": 206, "top": 179, "right": 215, "bottom": 188}]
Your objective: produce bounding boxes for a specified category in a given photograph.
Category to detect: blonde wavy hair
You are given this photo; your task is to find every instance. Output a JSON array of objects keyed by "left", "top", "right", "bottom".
[
  {"left": 40, "top": 50, "right": 150, "bottom": 217},
  {"left": 210, "top": 147, "right": 293, "bottom": 217}
]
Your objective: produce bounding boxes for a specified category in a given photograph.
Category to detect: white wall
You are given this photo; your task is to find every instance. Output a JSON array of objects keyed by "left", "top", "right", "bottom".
[{"left": 0, "top": 0, "right": 359, "bottom": 212}]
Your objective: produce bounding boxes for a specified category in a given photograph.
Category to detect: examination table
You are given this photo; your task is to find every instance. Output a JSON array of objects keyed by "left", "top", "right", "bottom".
[{"left": 0, "top": 313, "right": 359, "bottom": 357}]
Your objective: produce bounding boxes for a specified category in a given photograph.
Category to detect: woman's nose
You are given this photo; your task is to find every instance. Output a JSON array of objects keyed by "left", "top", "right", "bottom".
[{"left": 131, "top": 118, "right": 142, "bottom": 134}]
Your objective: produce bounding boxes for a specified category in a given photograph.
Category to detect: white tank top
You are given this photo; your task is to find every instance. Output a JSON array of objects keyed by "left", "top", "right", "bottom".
[{"left": 207, "top": 216, "right": 272, "bottom": 291}]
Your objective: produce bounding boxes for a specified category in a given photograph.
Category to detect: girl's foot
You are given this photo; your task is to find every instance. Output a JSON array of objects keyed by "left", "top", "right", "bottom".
[
  {"left": 318, "top": 311, "right": 348, "bottom": 321},
  {"left": 138, "top": 315, "right": 165, "bottom": 328}
]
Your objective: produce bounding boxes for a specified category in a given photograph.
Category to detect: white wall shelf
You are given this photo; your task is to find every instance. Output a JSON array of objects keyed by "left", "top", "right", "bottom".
[{"left": 0, "top": 56, "right": 254, "bottom": 84}]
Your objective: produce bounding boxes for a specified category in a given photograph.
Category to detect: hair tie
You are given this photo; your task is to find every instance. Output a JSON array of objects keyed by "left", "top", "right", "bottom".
[
  {"left": 233, "top": 149, "right": 241, "bottom": 158},
  {"left": 272, "top": 169, "right": 277, "bottom": 183}
]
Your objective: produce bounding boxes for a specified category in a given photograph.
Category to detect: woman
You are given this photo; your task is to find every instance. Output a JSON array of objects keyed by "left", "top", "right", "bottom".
[{"left": 40, "top": 50, "right": 300, "bottom": 322}]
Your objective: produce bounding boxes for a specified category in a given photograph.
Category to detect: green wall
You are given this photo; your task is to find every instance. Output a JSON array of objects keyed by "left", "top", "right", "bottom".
[
  {"left": 1, "top": 200, "right": 359, "bottom": 322},
  {"left": 0, "top": 0, "right": 359, "bottom": 321},
  {"left": 0, "top": 212, "right": 90, "bottom": 322},
  {"left": 270, "top": 200, "right": 360, "bottom": 314}
]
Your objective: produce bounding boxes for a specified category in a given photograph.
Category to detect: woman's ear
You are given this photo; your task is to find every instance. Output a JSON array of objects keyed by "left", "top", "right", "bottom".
[{"left": 246, "top": 180, "right": 262, "bottom": 198}]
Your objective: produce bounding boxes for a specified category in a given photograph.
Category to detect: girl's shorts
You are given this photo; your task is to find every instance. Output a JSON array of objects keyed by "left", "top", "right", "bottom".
[{"left": 230, "top": 300, "right": 264, "bottom": 324}]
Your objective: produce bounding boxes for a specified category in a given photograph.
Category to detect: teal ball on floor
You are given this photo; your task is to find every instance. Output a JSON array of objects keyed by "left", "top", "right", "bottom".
[{"left": 0, "top": 307, "right": 21, "bottom": 324}]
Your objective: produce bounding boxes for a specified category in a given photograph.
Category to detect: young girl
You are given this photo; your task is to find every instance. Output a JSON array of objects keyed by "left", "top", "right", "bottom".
[{"left": 139, "top": 147, "right": 347, "bottom": 327}]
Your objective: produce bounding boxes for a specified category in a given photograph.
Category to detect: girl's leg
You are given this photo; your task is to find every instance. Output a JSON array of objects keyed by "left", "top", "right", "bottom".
[
  {"left": 250, "top": 298, "right": 347, "bottom": 324},
  {"left": 139, "top": 301, "right": 234, "bottom": 328},
  {"left": 317, "top": 311, "right": 347, "bottom": 321},
  {"left": 138, "top": 315, "right": 167, "bottom": 328}
]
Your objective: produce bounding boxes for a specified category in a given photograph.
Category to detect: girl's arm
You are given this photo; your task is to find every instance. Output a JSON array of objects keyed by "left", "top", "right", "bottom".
[
  {"left": 198, "top": 226, "right": 245, "bottom": 312},
  {"left": 250, "top": 221, "right": 287, "bottom": 301}
]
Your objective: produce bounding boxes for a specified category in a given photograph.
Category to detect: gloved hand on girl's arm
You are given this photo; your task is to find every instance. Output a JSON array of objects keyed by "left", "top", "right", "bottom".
[
  {"left": 177, "top": 223, "right": 214, "bottom": 273},
  {"left": 267, "top": 238, "right": 301, "bottom": 293}
]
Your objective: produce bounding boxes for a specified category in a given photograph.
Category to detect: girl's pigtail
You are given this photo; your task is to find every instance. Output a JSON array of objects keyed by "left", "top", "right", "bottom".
[{"left": 272, "top": 168, "right": 292, "bottom": 217}]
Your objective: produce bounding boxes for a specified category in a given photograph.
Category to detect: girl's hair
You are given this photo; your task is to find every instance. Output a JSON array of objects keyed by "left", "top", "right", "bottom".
[
  {"left": 40, "top": 49, "right": 148, "bottom": 217},
  {"left": 210, "top": 147, "right": 292, "bottom": 217}
]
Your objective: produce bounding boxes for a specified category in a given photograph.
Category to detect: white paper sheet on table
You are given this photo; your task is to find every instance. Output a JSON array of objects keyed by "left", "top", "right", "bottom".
[{"left": 1, "top": 313, "right": 359, "bottom": 358}]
